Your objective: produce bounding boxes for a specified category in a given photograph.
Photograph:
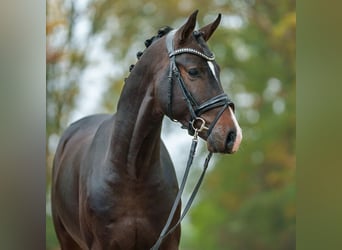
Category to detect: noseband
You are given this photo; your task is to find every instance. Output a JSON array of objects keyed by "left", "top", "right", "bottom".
[{"left": 165, "top": 30, "right": 234, "bottom": 136}]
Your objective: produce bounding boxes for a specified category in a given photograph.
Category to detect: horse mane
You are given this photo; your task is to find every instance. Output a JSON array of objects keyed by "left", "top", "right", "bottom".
[{"left": 129, "top": 26, "right": 173, "bottom": 72}]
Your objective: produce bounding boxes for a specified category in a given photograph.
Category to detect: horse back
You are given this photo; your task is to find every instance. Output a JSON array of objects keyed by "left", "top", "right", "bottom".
[{"left": 52, "top": 113, "right": 111, "bottom": 181}]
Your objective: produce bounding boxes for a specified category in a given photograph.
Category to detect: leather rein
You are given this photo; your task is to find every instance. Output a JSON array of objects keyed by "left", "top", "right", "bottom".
[{"left": 150, "top": 30, "right": 234, "bottom": 249}]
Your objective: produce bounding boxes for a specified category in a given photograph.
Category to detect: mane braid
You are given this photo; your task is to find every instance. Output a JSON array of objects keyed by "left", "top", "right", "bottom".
[{"left": 129, "top": 26, "right": 173, "bottom": 72}]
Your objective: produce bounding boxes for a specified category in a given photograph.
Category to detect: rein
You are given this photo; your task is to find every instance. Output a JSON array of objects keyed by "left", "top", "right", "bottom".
[
  {"left": 150, "top": 123, "right": 212, "bottom": 250},
  {"left": 150, "top": 30, "right": 234, "bottom": 249}
]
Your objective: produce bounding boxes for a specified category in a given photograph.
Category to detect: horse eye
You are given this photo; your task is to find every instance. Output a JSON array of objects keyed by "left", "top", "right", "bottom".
[{"left": 188, "top": 68, "right": 200, "bottom": 77}]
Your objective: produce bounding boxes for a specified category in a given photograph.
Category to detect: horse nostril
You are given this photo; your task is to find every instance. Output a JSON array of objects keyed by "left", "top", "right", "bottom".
[{"left": 226, "top": 130, "right": 236, "bottom": 150}]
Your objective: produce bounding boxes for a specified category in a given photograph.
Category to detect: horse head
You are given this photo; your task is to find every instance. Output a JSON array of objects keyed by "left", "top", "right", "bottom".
[{"left": 140, "top": 10, "right": 242, "bottom": 154}]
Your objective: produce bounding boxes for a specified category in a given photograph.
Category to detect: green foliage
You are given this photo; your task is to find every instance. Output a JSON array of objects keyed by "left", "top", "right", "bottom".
[
  {"left": 46, "top": 0, "right": 295, "bottom": 249},
  {"left": 46, "top": 214, "right": 59, "bottom": 250},
  {"left": 180, "top": 1, "right": 295, "bottom": 249}
]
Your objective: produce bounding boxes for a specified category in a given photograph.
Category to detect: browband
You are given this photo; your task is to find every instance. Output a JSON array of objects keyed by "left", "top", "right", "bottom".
[{"left": 166, "top": 30, "right": 215, "bottom": 61}]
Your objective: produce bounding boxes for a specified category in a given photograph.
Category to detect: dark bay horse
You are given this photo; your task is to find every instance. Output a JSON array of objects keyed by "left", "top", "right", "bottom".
[{"left": 52, "top": 10, "right": 242, "bottom": 250}]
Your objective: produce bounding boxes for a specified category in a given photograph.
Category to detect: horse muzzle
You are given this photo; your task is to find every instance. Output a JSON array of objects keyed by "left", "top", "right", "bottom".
[{"left": 204, "top": 106, "right": 242, "bottom": 154}]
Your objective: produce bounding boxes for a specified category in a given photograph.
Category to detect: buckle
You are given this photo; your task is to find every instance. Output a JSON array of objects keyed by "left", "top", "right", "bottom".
[{"left": 190, "top": 117, "right": 209, "bottom": 141}]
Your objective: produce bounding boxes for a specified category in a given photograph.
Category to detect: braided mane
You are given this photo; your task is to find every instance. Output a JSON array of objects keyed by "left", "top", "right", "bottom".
[{"left": 129, "top": 26, "right": 173, "bottom": 72}]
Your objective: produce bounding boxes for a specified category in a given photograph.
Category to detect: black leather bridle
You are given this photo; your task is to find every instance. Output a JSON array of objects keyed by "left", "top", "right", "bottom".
[
  {"left": 150, "top": 30, "right": 236, "bottom": 250},
  {"left": 165, "top": 30, "right": 235, "bottom": 136}
]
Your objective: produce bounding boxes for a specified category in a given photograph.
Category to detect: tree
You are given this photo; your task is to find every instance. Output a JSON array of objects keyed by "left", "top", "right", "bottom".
[{"left": 183, "top": 1, "right": 295, "bottom": 249}]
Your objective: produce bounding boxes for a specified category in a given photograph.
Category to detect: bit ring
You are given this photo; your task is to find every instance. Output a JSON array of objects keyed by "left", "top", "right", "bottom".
[{"left": 191, "top": 117, "right": 209, "bottom": 133}]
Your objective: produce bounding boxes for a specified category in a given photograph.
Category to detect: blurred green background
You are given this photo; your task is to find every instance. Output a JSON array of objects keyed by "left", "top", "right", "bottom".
[{"left": 46, "top": 0, "right": 295, "bottom": 249}]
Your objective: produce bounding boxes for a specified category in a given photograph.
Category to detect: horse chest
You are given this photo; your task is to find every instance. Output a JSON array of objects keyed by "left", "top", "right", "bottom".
[{"left": 84, "top": 178, "right": 174, "bottom": 248}]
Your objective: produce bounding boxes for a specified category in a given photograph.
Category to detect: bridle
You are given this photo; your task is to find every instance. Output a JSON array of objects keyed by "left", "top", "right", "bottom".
[
  {"left": 150, "top": 30, "right": 235, "bottom": 249},
  {"left": 165, "top": 29, "right": 235, "bottom": 136}
]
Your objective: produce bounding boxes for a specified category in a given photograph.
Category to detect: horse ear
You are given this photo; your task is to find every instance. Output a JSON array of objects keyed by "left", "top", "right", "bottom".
[
  {"left": 199, "top": 13, "right": 221, "bottom": 41},
  {"left": 175, "top": 10, "right": 199, "bottom": 44}
]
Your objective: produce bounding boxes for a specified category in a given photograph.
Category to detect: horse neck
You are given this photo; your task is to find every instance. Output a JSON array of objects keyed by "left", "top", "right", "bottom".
[{"left": 110, "top": 53, "right": 165, "bottom": 179}]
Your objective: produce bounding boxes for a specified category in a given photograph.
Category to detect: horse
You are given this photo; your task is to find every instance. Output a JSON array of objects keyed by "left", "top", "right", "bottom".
[{"left": 51, "top": 10, "right": 242, "bottom": 250}]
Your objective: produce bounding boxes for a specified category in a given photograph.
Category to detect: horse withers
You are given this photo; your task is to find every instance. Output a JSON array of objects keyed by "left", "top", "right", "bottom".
[{"left": 51, "top": 10, "right": 242, "bottom": 250}]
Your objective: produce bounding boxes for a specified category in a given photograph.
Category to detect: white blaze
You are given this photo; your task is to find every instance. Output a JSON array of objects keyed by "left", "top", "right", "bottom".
[
  {"left": 207, "top": 61, "right": 242, "bottom": 152},
  {"left": 229, "top": 106, "right": 242, "bottom": 152},
  {"left": 208, "top": 61, "right": 218, "bottom": 81}
]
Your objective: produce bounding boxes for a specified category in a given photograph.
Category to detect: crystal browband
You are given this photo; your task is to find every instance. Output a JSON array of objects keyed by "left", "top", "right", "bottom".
[{"left": 169, "top": 48, "right": 215, "bottom": 61}]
